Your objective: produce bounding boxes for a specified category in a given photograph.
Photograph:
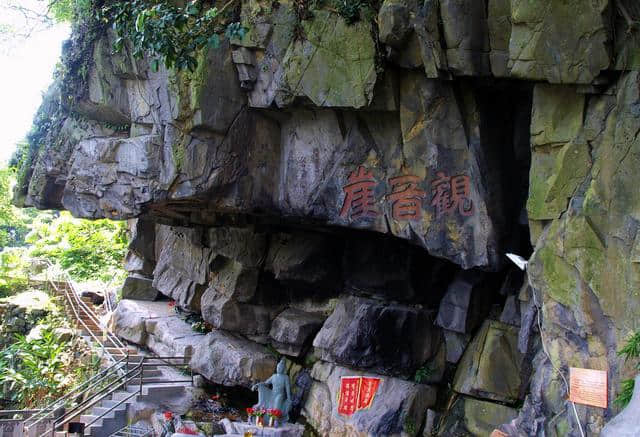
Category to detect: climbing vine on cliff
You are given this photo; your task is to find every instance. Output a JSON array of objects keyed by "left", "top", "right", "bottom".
[{"left": 100, "top": 0, "right": 246, "bottom": 72}]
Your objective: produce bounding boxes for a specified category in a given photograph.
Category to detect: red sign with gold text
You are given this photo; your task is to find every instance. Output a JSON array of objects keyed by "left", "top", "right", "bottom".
[{"left": 338, "top": 376, "right": 382, "bottom": 416}]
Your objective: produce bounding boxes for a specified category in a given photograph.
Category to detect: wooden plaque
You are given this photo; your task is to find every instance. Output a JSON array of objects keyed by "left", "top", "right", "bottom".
[{"left": 569, "top": 367, "right": 607, "bottom": 408}]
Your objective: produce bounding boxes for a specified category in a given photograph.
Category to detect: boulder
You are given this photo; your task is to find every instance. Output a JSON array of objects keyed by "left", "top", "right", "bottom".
[
  {"left": 453, "top": 320, "right": 526, "bottom": 403},
  {"left": 208, "top": 257, "right": 260, "bottom": 303},
  {"left": 312, "top": 296, "right": 434, "bottom": 376},
  {"left": 435, "top": 271, "right": 487, "bottom": 334},
  {"left": 189, "top": 330, "right": 277, "bottom": 387},
  {"left": 145, "top": 317, "right": 205, "bottom": 359},
  {"left": 507, "top": 0, "right": 610, "bottom": 83},
  {"left": 266, "top": 231, "right": 341, "bottom": 292},
  {"left": 111, "top": 299, "right": 152, "bottom": 344},
  {"left": 303, "top": 361, "right": 437, "bottom": 437},
  {"left": 280, "top": 10, "right": 377, "bottom": 108},
  {"left": 124, "top": 251, "right": 155, "bottom": 276},
  {"left": 439, "top": 0, "right": 491, "bottom": 76},
  {"left": 437, "top": 396, "right": 518, "bottom": 436},
  {"left": 442, "top": 329, "right": 470, "bottom": 364},
  {"left": 153, "top": 226, "right": 211, "bottom": 311},
  {"left": 121, "top": 274, "right": 160, "bottom": 301},
  {"left": 207, "top": 226, "right": 267, "bottom": 268},
  {"left": 269, "top": 308, "right": 325, "bottom": 357},
  {"left": 200, "top": 291, "right": 272, "bottom": 336}
]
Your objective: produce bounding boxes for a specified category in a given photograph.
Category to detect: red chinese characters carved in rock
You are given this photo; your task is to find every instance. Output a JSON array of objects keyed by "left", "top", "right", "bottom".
[
  {"left": 387, "top": 175, "right": 427, "bottom": 221},
  {"left": 430, "top": 171, "right": 473, "bottom": 218},
  {"left": 340, "top": 166, "right": 379, "bottom": 220}
]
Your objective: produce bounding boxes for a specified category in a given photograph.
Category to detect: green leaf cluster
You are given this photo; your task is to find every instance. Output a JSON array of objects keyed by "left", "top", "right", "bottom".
[
  {"left": 26, "top": 212, "right": 128, "bottom": 282},
  {"left": 100, "top": 0, "right": 246, "bottom": 72},
  {"left": 615, "top": 331, "right": 640, "bottom": 408},
  {"left": 0, "top": 317, "right": 69, "bottom": 407}
]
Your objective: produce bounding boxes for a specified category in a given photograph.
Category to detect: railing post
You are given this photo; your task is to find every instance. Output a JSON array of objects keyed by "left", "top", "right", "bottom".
[
  {"left": 139, "top": 357, "right": 144, "bottom": 396},
  {"left": 124, "top": 352, "right": 129, "bottom": 391}
]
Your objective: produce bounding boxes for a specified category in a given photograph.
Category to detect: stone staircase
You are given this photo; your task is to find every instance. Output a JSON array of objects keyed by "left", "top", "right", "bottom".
[{"left": 27, "top": 280, "right": 192, "bottom": 437}]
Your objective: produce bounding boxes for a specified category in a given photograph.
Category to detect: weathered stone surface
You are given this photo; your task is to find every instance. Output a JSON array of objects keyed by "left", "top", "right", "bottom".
[
  {"left": 124, "top": 251, "right": 154, "bottom": 276},
  {"left": 74, "top": 36, "right": 130, "bottom": 124},
  {"left": 303, "top": 361, "right": 436, "bottom": 437},
  {"left": 453, "top": 320, "right": 526, "bottom": 403},
  {"left": 200, "top": 291, "right": 272, "bottom": 335},
  {"left": 121, "top": 274, "right": 160, "bottom": 301},
  {"left": 153, "top": 226, "right": 211, "bottom": 311},
  {"left": 342, "top": 237, "right": 413, "bottom": 300},
  {"left": 269, "top": 308, "right": 325, "bottom": 357},
  {"left": 312, "top": 296, "right": 433, "bottom": 375},
  {"left": 507, "top": 0, "right": 610, "bottom": 83},
  {"left": 128, "top": 217, "right": 156, "bottom": 262},
  {"left": 189, "top": 330, "right": 277, "bottom": 387},
  {"left": 443, "top": 329, "right": 470, "bottom": 364},
  {"left": 378, "top": 0, "right": 413, "bottom": 49},
  {"left": 266, "top": 231, "right": 341, "bottom": 291},
  {"left": 280, "top": 10, "right": 376, "bottom": 108},
  {"left": 601, "top": 374, "right": 640, "bottom": 437},
  {"left": 169, "top": 41, "right": 246, "bottom": 133},
  {"left": 398, "top": 73, "right": 501, "bottom": 269},
  {"left": 144, "top": 317, "right": 205, "bottom": 358},
  {"left": 435, "top": 271, "right": 487, "bottom": 334},
  {"left": 111, "top": 299, "right": 168, "bottom": 345},
  {"left": 440, "top": 0, "right": 491, "bottom": 76},
  {"left": 207, "top": 226, "right": 267, "bottom": 268},
  {"left": 437, "top": 396, "right": 518, "bottom": 437}
]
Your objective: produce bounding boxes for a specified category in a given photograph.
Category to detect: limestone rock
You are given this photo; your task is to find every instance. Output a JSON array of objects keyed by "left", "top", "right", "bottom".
[
  {"left": 111, "top": 299, "right": 154, "bottom": 344},
  {"left": 200, "top": 291, "right": 272, "bottom": 335},
  {"left": 266, "top": 231, "right": 341, "bottom": 292},
  {"left": 453, "top": 320, "right": 526, "bottom": 404},
  {"left": 189, "top": 330, "right": 277, "bottom": 388},
  {"left": 145, "top": 317, "right": 205, "bottom": 358},
  {"left": 507, "top": 0, "right": 610, "bottom": 83},
  {"left": 435, "top": 271, "right": 487, "bottom": 334},
  {"left": 124, "top": 251, "right": 155, "bottom": 277},
  {"left": 303, "top": 361, "right": 436, "bottom": 437},
  {"left": 378, "top": 0, "right": 413, "bottom": 48},
  {"left": 312, "top": 296, "right": 433, "bottom": 376},
  {"left": 207, "top": 226, "right": 267, "bottom": 268},
  {"left": 121, "top": 274, "right": 160, "bottom": 301},
  {"left": 440, "top": 0, "right": 491, "bottom": 76},
  {"left": 153, "top": 226, "right": 211, "bottom": 311},
  {"left": 601, "top": 374, "right": 640, "bottom": 437},
  {"left": 437, "top": 396, "right": 518, "bottom": 436},
  {"left": 443, "top": 329, "right": 470, "bottom": 364},
  {"left": 269, "top": 308, "right": 325, "bottom": 357},
  {"left": 280, "top": 10, "right": 377, "bottom": 108}
]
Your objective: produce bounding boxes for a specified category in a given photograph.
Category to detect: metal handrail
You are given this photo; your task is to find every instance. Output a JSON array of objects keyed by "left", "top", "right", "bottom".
[
  {"left": 50, "top": 368, "right": 144, "bottom": 436},
  {"left": 23, "top": 357, "right": 129, "bottom": 431},
  {"left": 47, "top": 356, "right": 192, "bottom": 436},
  {"left": 51, "top": 278, "right": 128, "bottom": 363},
  {"left": 62, "top": 276, "right": 128, "bottom": 353}
]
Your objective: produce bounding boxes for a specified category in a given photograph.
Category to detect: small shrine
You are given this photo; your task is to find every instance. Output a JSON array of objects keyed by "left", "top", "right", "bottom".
[{"left": 215, "top": 359, "right": 304, "bottom": 437}]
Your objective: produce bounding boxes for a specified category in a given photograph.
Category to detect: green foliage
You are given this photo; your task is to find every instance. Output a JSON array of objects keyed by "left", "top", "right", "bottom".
[
  {"left": 414, "top": 363, "right": 434, "bottom": 384},
  {"left": 27, "top": 212, "right": 128, "bottom": 282},
  {"left": 0, "top": 317, "right": 70, "bottom": 407},
  {"left": 100, "top": 0, "right": 246, "bottom": 72},
  {"left": 615, "top": 331, "right": 640, "bottom": 408},
  {"left": 404, "top": 416, "right": 416, "bottom": 435}
]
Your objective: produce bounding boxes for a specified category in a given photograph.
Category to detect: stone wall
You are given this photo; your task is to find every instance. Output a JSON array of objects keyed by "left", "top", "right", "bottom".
[{"left": 21, "top": 0, "right": 640, "bottom": 435}]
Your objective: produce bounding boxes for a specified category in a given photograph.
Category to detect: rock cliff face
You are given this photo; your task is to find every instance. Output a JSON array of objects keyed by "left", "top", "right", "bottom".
[{"left": 18, "top": 0, "right": 640, "bottom": 435}]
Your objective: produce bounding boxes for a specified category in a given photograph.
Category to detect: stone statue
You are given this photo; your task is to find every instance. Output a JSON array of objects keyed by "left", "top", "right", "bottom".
[
  {"left": 251, "top": 358, "right": 292, "bottom": 422},
  {"left": 601, "top": 374, "right": 640, "bottom": 436}
]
